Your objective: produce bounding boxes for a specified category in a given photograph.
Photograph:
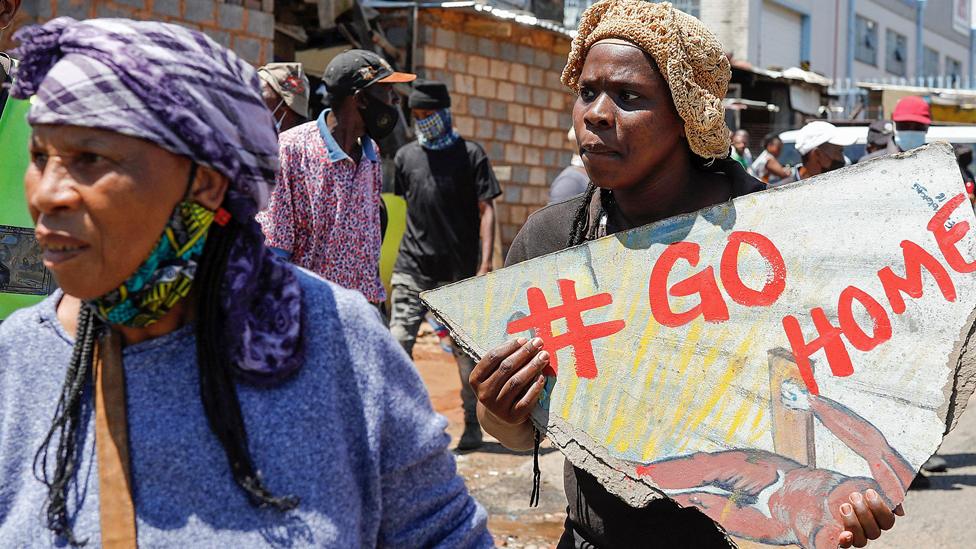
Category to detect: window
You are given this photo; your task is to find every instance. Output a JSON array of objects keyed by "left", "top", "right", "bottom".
[
  {"left": 923, "top": 46, "right": 940, "bottom": 78},
  {"left": 855, "top": 15, "right": 878, "bottom": 66},
  {"left": 886, "top": 29, "right": 908, "bottom": 76},
  {"left": 567, "top": 0, "right": 700, "bottom": 26},
  {"left": 668, "top": 0, "right": 701, "bottom": 17},
  {"left": 947, "top": 57, "right": 963, "bottom": 86}
]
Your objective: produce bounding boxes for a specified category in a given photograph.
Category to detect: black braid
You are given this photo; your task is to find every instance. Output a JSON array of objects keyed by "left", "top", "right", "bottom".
[
  {"left": 34, "top": 305, "right": 101, "bottom": 546},
  {"left": 567, "top": 182, "right": 598, "bottom": 247},
  {"left": 195, "top": 217, "right": 299, "bottom": 512}
]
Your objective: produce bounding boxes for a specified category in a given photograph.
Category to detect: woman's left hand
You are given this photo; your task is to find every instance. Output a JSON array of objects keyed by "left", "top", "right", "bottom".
[{"left": 838, "top": 489, "right": 905, "bottom": 548}]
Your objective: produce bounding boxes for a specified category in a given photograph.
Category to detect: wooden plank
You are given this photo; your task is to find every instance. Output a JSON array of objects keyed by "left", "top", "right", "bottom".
[{"left": 768, "top": 348, "right": 816, "bottom": 467}]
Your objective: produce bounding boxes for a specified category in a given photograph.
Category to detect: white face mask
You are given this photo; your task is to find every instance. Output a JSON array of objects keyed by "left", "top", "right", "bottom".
[
  {"left": 896, "top": 130, "right": 927, "bottom": 151},
  {"left": 271, "top": 99, "right": 288, "bottom": 133}
]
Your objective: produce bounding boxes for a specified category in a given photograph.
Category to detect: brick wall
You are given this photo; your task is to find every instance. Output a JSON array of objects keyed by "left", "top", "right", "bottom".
[
  {"left": 416, "top": 8, "right": 576, "bottom": 253},
  {"left": 2, "top": 0, "right": 274, "bottom": 66}
]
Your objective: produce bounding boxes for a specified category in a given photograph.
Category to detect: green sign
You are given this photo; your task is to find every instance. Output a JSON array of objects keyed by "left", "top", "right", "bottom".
[{"left": 1, "top": 95, "right": 53, "bottom": 320}]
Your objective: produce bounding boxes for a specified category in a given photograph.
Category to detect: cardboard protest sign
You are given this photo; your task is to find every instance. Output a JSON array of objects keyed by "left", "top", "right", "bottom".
[{"left": 422, "top": 143, "right": 976, "bottom": 549}]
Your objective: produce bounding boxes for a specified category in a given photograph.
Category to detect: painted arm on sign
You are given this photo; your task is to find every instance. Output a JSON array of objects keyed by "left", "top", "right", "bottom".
[
  {"left": 782, "top": 382, "right": 908, "bottom": 548},
  {"left": 795, "top": 384, "right": 915, "bottom": 501},
  {"left": 471, "top": 337, "right": 549, "bottom": 451}
]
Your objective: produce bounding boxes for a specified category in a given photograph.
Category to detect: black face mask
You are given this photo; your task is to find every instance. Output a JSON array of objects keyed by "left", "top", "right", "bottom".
[
  {"left": 359, "top": 93, "right": 398, "bottom": 140},
  {"left": 824, "top": 157, "right": 846, "bottom": 173}
]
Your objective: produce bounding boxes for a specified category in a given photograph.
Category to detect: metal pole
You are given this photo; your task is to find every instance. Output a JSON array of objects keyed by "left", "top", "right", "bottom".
[
  {"left": 846, "top": 0, "right": 856, "bottom": 116},
  {"left": 970, "top": 23, "right": 975, "bottom": 89},
  {"left": 410, "top": 2, "right": 419, "bottom": 74},
  {"left": 916, "top": 0, "right": 926, "bottom": 86}
]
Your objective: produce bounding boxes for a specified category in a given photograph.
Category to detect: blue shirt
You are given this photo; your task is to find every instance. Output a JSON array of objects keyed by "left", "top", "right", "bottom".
[{"left": 0, "top": 268, "right": 491, "bottom": 547}]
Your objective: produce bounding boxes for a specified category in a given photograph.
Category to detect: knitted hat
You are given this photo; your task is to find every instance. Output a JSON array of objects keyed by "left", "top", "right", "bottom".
[{"left": 561, "top": 0, "right": 732, "bottom": 159}]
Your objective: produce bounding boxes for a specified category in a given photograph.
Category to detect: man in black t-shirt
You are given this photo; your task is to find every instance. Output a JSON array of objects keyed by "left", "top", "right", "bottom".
[{"left": 390, "top": 80, "right": 501, "bottom": 450}]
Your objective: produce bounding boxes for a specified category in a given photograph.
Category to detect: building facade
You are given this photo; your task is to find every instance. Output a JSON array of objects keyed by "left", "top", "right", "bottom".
[
  {"left": 2, "top": 0, "right": 275, "bottom": 66},
  {"left": 566, "top": 0, "right": 974, "bottom": 88}
]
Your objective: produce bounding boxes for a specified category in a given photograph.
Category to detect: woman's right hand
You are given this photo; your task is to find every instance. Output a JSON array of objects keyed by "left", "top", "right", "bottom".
[{"left": 470, "top": 337, "right": 550, "bottom": 447}]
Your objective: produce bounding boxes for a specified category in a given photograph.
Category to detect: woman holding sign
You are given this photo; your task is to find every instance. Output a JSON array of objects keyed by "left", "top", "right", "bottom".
[{"left": 471, "top": 1, "right": 904, "bottom": 548}]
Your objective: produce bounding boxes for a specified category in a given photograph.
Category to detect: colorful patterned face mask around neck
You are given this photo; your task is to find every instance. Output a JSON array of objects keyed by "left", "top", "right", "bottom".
[{"left": 87, "top": 164, "right": 225, "bottom": 327}]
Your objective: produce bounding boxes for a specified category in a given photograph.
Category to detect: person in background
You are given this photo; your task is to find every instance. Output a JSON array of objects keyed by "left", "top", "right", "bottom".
[
  {"left": 258, "top": 50, "right": 415, "bottom": 306},
  {"left": 1, "top": 0, "right": 20, "bottom": 107},
  {"left": 1, "top": 0, "right": 50, "bottom": 323},
  {"left": 857, "top": 120, "right": 898, "bottom": 164},
  {"left": 892, "top": 96, "right": 930, "bottom": 151},
  {"left": 390, "top": 80, "right": 501, "bottom": 451},
  {"left": 778, "top": 121, "right": 855, "bottom": 185},
  {"left": 257, "top": 62, "right": 310, "bottom": 134},
  {"left": 750, "top": 132, "right": 789, "bottom": 185},
  {"left": 955, "top": 144, "right": 975, "bottom": 208},
  {"left": 0, "top": 18, "right": 490, "bottom": 547},
  {"left": 549, "top": 127, "right": 590, "bottom": 203},
  {"left": 730, "top": 129, "right": 753, "bottom": 172},
  {"left": 955, "top": 144, "right": 975, "bottom": 187}
]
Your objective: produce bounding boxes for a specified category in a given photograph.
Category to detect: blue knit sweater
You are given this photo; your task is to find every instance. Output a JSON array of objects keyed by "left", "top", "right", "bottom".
[{"left": 0, "top": 268, "right": 492, "bottom": 547}]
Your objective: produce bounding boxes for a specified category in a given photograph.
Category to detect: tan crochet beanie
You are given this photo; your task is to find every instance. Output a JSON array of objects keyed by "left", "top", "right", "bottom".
[{"left": 562, "top": 0, "right": 732, "bottom": 160}]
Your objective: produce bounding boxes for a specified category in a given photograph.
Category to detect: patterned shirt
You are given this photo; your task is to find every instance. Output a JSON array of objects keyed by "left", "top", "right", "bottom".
[{"left": 258, "top": 111, "right": 386, "bottom": 302}]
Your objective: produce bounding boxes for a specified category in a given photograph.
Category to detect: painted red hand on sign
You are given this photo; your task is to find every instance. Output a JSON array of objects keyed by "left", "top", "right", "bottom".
[{"left": 506, "top": 279, "right": 626, "bottom": 379}]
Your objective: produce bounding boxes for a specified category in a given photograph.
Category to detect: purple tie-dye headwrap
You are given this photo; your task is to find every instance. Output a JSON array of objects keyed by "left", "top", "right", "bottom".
[{"left": 12, "top": 18, "right": 303, "bottom": 384}]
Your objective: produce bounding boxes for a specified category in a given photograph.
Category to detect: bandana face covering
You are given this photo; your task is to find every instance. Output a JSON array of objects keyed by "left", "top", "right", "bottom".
[
  {"left": 88, "top": 168, "right": 216, "bottom": 327},
  {"left": 416, "top": 109, "right": 461, "bottom": 150}
]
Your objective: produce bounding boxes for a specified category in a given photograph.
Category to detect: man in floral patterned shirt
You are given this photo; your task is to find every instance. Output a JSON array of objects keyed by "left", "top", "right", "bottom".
[{"left": 258, "top": 50, "right": 414, "bottom": 304}]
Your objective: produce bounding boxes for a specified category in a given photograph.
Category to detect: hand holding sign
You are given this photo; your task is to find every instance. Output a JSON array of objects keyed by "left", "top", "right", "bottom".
[{"left": 425, "top": 144, "right": 976, "bottom": 548}]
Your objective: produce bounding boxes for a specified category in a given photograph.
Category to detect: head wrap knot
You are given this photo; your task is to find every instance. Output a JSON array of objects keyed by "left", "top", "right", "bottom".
[{"left": 561, "top": 0, "right": 732, "bottom": 159}]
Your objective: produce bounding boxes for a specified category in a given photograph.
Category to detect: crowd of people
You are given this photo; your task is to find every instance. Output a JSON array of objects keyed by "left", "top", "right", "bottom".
[
  {"left": 715, "top": 93, "right": 976, "bottom": 196},
  {"left": 0, "top": 0, "right": 948, "bottom": 546}
]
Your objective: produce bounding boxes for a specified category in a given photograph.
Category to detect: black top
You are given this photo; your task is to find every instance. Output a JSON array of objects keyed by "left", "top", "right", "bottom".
[
  {"left": 394, "top": 139, "right": 501, "bottom": 282},
  {"left": 548, "top": 165, "right": 589, "bottom": 205},
  {"left": 505, "top": 159, "right": 764, "bottom": 549}
]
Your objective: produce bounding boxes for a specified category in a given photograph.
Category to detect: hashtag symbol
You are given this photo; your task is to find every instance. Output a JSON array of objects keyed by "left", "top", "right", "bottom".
[{"left": 506, "top": 279, "right": 626, "bottom": 379}]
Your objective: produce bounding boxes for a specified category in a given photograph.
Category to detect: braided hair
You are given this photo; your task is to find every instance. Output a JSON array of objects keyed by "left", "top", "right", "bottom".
[
  {"left": 34, "top": 206, "right": 296, "bottom": 546},
  {"left": 195, "top": 217, "right": 299, "bottom": 512},
  {"left": 567, "top": 182, "right": 599, "bottom": 248},
  {"left": 33, "top": 306, "right": 101, "bottom": 546}
]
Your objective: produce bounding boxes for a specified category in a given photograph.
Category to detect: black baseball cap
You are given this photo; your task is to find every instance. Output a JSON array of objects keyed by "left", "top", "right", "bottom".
[
  {"left": 322, "top": 49, "right": 416, "bottom": 98},
  {"left": 867, "top": 119, "right": 895, "bottom": 147},
  {"left": 409, "top": 79, "right": 452, "bottom": 109}
]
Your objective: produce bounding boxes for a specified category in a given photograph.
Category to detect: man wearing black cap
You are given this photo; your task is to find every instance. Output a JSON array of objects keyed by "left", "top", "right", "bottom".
[
  {"left": 856, "top": 120, "right": 898, "bottom": 164},
  {"left": 389, "top": 80, "right": 502, "bottom": 450},
  {"left": 259, "top": 50, "right": 415, "bottom": 306}
]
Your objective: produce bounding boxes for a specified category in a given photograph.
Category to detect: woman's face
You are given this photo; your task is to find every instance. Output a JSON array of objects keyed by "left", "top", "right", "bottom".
[
  {"left": 573, "top": 40, "right": 685, "bottom": 191},
  {"left": 25, "top": 125, "right": 192, "bottom": 300}
]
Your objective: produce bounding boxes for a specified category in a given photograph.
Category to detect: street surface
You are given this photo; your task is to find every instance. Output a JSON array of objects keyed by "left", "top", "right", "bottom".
[{"left": 413, "top": 329, "right": 976, "bottom": 548}]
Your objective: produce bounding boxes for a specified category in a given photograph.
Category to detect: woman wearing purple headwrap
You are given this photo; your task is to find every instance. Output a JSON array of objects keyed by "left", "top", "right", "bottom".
[{"left": 0, "top": 17, "right": 491, "bottom": 548}]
